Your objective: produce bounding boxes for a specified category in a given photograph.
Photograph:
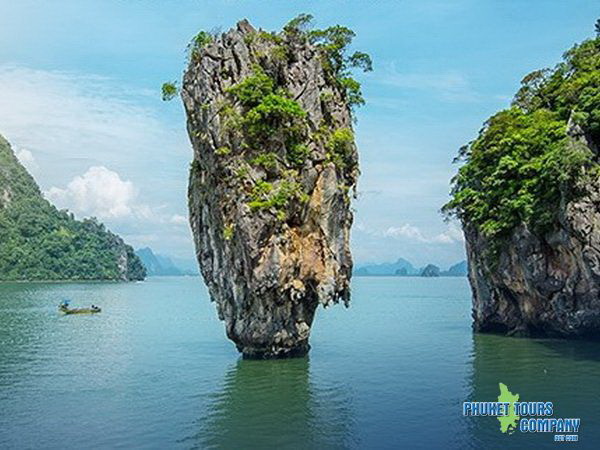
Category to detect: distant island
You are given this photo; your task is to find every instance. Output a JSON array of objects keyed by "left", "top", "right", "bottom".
[
  {"left": 354, "top": 258, "right": 467, "bottom": 277},
  {"left": 0, "top": 134, "right": 145, "bottom": 281},
  {"left": 135, "top": 247, "right": 197, "bottom": 276}
]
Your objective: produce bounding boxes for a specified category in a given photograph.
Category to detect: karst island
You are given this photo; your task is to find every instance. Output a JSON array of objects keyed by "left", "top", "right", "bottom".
[
  {"left": 445, "top": 33, "right": 600, "bottom": 339},
  {"left": 165, "top": 15, "right": 371, "bottom": 357}
]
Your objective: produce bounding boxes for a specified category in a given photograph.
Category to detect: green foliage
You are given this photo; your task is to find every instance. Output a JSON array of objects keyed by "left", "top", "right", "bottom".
[
  {"left": 326, "top": 128, "right": 355, "bottom": 168},
  {"left": 348, "top": 51, "right": 373, "bottom": 72},
  {"left": 303, "top": 21, "right": 373, "bottom": 110},
  {"left": 283, "top": 13, "right": 314, "bottom": 35},
  {"left": 226, "top": 66, "right": 275, "bottom": 106},
  {"left": 445, "top": 35, "right": 600, "bottom": 249},
  {"left": 248, "top": 180, "right": 274, "bottom": 210},
  {"left": 257, "top": 31, "right": 283, "bottom": 44},
  {"left": 270, "top": 180, "right": 299, "bottom": 208},
  {"left": 227, "top": 66, "right": 309, "bottom": 167},
  {"left": 243, "top": 32, "right": 288, "bottom": 61},
  {"left": 161, "top": 81, "right": 178, "bottom": 101},
  {"left": 338, "top": 77, "right": 365, "bottom": 108},
  {"left": 217, "top": 100, "right": 243, "bottom": 132},
  {"left": 223, "top": 224, "right": 234, "bottom": 240},
  {"left": 287, "top": 143, "right": 310, "bottom": 167},
  {"left": 234, "top": 165, "right": 249, "bottom": 179},
  {"left": 188, "top": 30, "right": 213, "bottom": 61},
  {"left": 320, "top": 91, "right": 334, "bottom": 102},
  {"left": 215, "top": 146, "right": 232, "bottom": 156},
  {"left": 270, "top": 45, "right": 289, "bottom": 63},
  {"left": 281, "top": 13, "right": 373, "bottom": 111},
  {"left": 244, "top": 93, "right": 306, "bottom": 132},
  {"left": 309, "top": 25, "right": 357, "bottom": 74},
  {"left": 512, "top": 38, "right": 600, "bottom": 142},
  {"left": 248, "top": 179, "right": 304, "bottom": 215},
  {"left": 245, "top": 30, "right": 284, "bottom": 46},
  {"left": 0, "top": 139, "right": 146, "bottom": 281},
  {"left": 250, "top": 152, "right": 278, "bottom": 169},
  {"left": 243, "top": 93, "right": 307, "bottom": 144}
]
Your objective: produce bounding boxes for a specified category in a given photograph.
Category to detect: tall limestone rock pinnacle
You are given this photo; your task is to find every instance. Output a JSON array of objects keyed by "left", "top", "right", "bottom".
[
  {"left": 181, "top": 18, "right": 367, "bottom": 357},
  {"left": 445, "top": 34, "right": 600, "bottom": 339}
]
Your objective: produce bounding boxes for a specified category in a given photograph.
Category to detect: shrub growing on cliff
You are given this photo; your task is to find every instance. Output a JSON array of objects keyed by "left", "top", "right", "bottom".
[
  {"left": 444, "top": 34, "right": 600, "bottom": 248},
  {"left": 223, "top": 224, "right": 234, "bottom": 240},
  {"left": 188, "top": 30, "right": 213, "bottom": 61},
  {"left": 284, "top": 14, "right": 373, "bottom": 111},
  {"left": 243, "top": 94, "right": 307, "bottom": 140},
  {"left": 248, "top": 178, "right": 305, "bottom": 214},
  {"left": 226, "top": 65, "right": 309, "bottom": 167},
  {"left": 327, "top": 128, "right": 355, "bottom": 169},
  {"left": 283, "top": 13, "right": 313, "bottom": 35},
  {"left": 161, "top": 81, "right": 178, "bottom": 101},
  {"left": 226, "top": 66, "right": 274, "bottom": 106},
  {"left": 250, "top": 152, "right": 278, "bottom": 169}
]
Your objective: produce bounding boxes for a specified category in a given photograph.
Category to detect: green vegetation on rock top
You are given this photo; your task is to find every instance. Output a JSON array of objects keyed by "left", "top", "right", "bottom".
[
  {"left": 0, "top": 135, "right": 146, "bottom": 281},
  {"left": 187, "top": 30, "right": 214, "bottom": 62},
  {"left": 179, "top": 15, "right": 369, "bottom": 223},
  {"left": 284, "top": 14, "right": 373, "bottom": 111},
  {"left": 224, "top": 65, "right": 309, "bottom": 170},
  {"left": 444, "top": 34, "right": 600, "bottom": 252}
]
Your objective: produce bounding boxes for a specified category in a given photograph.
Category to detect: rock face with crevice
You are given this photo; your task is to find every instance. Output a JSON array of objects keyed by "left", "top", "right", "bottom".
[{"left": 182, "top": 20, "right": 359, "bottom": 357}]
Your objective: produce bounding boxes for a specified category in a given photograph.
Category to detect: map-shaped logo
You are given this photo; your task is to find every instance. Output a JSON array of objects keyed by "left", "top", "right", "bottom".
[{"left": 498, "top": 382, "right": 519, "bottom": 433}]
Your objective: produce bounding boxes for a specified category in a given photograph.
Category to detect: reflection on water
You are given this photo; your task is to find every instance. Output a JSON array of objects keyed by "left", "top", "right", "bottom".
[
  {"left": 2, "top": 277, "right": 600, "bottom": 448},
  {"left": 186, "top": 357, "right": 356, "bottom": 449},
  {"left": 466, "top": 333, "right": 600, "bottom": 449}
]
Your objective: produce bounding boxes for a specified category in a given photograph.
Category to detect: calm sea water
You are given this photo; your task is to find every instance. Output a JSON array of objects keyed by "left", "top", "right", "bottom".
[{"left": 1, "top": 276, "right": 599, "bottom": 449}]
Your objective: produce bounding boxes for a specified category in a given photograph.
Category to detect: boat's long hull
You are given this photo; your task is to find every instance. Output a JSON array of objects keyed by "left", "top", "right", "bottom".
[{"left": 60, "top": 308, "right": 101, "bottom": 315}]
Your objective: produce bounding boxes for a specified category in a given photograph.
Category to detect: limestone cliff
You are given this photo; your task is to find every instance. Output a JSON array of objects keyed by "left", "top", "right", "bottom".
[
  {"left": 465, "top": 118, "right": 600, "bottom": 338},
  {"left": 446, "top": 34, "right": 600, "bottom": 338},
  {"left": 181, "top": 18, "right": 367, "bottom": 357}
]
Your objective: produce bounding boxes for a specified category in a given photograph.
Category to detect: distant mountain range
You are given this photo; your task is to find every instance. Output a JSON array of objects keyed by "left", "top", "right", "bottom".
[
  {"left": 135, "top": 247, "right": 198, "bottom": 276},
  {"left": 354, "top": 258, "right": 467, "bottom": 277}
]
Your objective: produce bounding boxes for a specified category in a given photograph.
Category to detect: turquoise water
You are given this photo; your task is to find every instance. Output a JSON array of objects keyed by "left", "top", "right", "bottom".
[{"left": 1, "top": 276, "right": 599, "bottom": 449}]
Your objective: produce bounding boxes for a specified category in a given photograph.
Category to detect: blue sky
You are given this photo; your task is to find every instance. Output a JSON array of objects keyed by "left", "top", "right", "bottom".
[{"left": 0, "top": 0, "right": 596, "bottom": 268}]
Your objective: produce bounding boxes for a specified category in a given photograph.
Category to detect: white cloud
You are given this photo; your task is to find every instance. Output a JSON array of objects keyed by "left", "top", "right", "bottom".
[
  {"left": 384, "top": 223, "right": 464, "bottom": 244},
  {"left": 44, "top": 166, "right": 189, "bottom": 229},
  {"left": 0, "top": 64, "right": 194, "bottom": 259},
  {"left": 0, "top": 64, "right": 189, "bottom": 191},
  {"left": 170, "top": 214, "right": 188, "bottom": 225},
  {"left": 15, "top": 147, "right": 38, "bottom": 172},
  {"left": 46, "top": 166, "right": 138, "bottom": 219},
  {"left": 385, "top": 223, "right": 426, "bottom": 241},
  {"left": 433, "top": 223, "right": 465, "bottom": 244}
]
